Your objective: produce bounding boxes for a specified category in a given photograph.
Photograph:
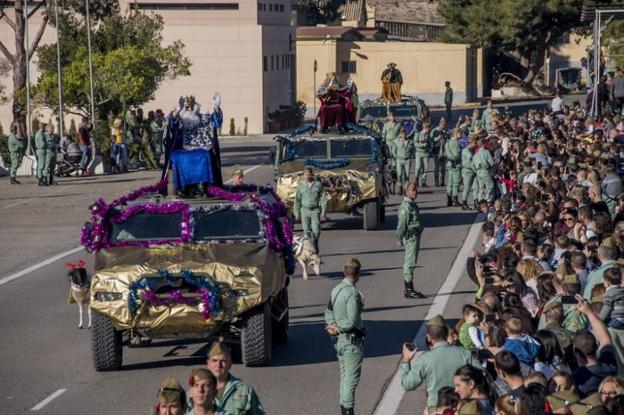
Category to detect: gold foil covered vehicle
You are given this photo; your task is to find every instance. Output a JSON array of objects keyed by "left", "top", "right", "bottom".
[
  {"left": 82, "top": 183, "right": 292, "bottom": 370},
  {"left": 274, "top": 125, "right": 387, "bottom": 230}
]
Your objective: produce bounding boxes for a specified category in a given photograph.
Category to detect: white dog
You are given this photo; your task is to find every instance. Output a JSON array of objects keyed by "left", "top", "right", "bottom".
[
  {"left": 293, "top": 234, "right": 321, "bottom": 280},
  {"left": 66, "top": 261, "right": 91, "bottom": 329}
]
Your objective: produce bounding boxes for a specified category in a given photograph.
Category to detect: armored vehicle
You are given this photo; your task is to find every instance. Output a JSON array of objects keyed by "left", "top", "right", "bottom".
[
  {"left": 358, "top": 96, "right": 430, "bottom": 135},
  {"left": 81, "top": 182, "right": 293, "bottom": 370},
  {"left": 274, "top": 125, "right": 386, "bottom": 230}
]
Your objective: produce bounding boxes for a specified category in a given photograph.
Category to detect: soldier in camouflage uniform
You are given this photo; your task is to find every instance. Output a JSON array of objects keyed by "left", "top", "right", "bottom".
[
  {"left": 444, "top": 128, "right": 462, "bottom": 207},
  {"left": 396, "top": 182, "right": 425, "bottom": 299}
]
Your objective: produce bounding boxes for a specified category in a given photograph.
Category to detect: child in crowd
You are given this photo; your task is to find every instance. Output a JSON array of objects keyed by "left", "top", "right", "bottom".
[
  {"left": 459, "top": 304, "right": 485, "bottom": 349},
  {"left": 598, "top": 267, "right": 624, "bottom": 329}
]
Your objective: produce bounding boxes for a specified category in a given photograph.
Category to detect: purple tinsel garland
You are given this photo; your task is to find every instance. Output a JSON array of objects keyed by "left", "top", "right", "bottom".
[
  {"left": 142, "top": 288, "right": 218, "bottom": 319},
  {"left": 81, "top": 180, "right": 293, "bottom": 253}
]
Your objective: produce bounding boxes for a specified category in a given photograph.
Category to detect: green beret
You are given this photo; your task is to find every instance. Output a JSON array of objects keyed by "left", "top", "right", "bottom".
[{"left": 426, "top": 315, "right": 446, "bottom": 327}]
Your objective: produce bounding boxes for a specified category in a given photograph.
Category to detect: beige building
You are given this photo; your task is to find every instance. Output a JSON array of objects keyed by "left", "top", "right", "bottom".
[
  {"left": 0, "top": 0, "right": 295, "bottom": 134},
  {"left": 296, "top": 26, "right": 481, "bottom": 116}
]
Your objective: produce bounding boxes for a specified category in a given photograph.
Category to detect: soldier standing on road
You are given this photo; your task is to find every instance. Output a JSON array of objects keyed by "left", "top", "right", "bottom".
[
  {"left": 460, "top": 137, "right": 479, "bottom": 210},
  {"left": 444, "top": 81, "right": 453, "bottom": 126},
  {"left": 444, "top": 128, "right": 462, "bottom": 207},
  {"left": 472, "top": 138, "right": 495, "bottom": 204},
  {"left": 294, "top": 167, "right": 325, "bottom": 250},
  {"left": 413, "top": 122, "right": 430, "bottom": 187},
  {"left": 396, "top": 182, "right": 426, "bottom": 299},
  {"left": 44, "top": 124, "right": 59, "bottom": 186},
  {"left": 35, "top": 122, "right": 47, "bottom": 186},
  {"left": 7, "top": 122, "right": 25, "bottom": 185},
  {"left": 324, "top": 257, "right": 365, "bottom": 415},
  {"left": 428, "top": 117, "right": 449, "bottom": 187},
  {"left": 394, "top": 128, "right": 414, "bottom": 196},
  {"left": 400, "top": 315, "right": 477, "bottom": 412},
  {"left": 206, "top": 341, "right": 265, "bottom": 415}
]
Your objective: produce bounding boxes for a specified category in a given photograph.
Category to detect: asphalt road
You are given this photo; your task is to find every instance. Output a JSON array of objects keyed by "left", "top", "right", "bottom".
[{"left": 0, "top": 138, "right": 481, "bottom": 415}]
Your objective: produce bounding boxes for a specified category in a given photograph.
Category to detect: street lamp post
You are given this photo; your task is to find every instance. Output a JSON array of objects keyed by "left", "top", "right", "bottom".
[
  {"left": 85, "top": 0, "right": 97, "bottom": 148},
  {"left": 24, "top": 0, "right": 32, "bottom": 153},
  {"left": 313, "top": 59, "right": 317, "bottom": 116},
  {"left": 53, "top": 0, "right": 64, "bottom": 138}
]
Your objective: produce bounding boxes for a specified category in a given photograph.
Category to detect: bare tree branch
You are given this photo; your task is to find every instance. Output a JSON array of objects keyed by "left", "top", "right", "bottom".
[
  {"left": 0, "top": 9, "right": 16, "bottom": 31},
  {"left": 28, "top": 14, "right": 49, "bottom": 60},
  {"left": 27, "top": 1, "right": 45, "bottom": 19},
  {"left": 0, "top": 40, "right": 15, "bottom": 64}
]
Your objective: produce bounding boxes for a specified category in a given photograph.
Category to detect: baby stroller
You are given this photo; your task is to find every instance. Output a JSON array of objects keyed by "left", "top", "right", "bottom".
[{"left": 55, "top": 148, "right": 82, "bottom": 177}]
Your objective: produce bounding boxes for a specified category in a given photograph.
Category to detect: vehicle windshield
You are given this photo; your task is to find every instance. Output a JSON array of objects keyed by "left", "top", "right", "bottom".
[
  {"left": 330, "top": 139, "right": 372, "bottom": 158},
  {"left": 390, "top": 104, "right": 419, "bottom": 118},
  {"left": 110, "top": 212, "right": 182, "bottom": 242},
  {"left": 360, "top": 106, "right": 388, "bottom": 119},
  {"left": 193, "top": 208, "right": 261, "bottom": 240},
  {"left": 284, "top": 140, "right": 327, "bottom": 160}
]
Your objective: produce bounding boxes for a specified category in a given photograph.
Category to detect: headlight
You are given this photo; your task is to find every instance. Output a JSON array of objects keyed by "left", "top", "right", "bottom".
[{"left": 94, "top": 291, "right": 123, "bottom": 302}]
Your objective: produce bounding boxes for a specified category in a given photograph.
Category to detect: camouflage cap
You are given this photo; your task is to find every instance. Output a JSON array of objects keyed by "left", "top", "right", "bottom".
[
  {"left": 188, "top": 368, "right": 213, "bottom": 386},
  {"left": 547, "top": 389, "right": 581, "bottom": 411},
  {"left": 458, "top": 399, "right": 483, "bottom": 415},
  {"left": 426, "top": 315, "right": 446, "bottom": 327},
  {"left": 157, "top": 376, "right": 184, "bottom": 405},
  {"left": 208, "top": 341, "right": 231, "bottom": 357}
]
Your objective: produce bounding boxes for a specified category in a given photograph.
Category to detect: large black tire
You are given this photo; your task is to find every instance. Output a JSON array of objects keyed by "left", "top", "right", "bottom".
[
  {"left": 363, "top": 200, "right": 379, "bottom": 230},
  {"left": 272, "top": 288, "right": 289, "bottom": 345},
  {"left": 91, "top": 312, "right": 123, "bottom": 371},
  {"left": 241, "top": 303, "right": 272, "bottom": 367}
]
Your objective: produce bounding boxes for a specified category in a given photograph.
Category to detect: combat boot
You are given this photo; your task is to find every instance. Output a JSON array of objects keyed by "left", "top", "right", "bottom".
[
  {"left": 453, "top": 196, "right": 459, "bottom": 206},
  {"left": 461, "top": 202, "right": 470, "bottom": 211},
  {"left": 341, "top": 406, "right": 354, "bottom": 415},
  {"left": 9, "top": 176, "right": 17, "bottom": 184},
  {"left": 440, "top": 178, "right": 445, "bottom": 187},
  {"left": 404, "top": 281, "right": 425, "bottom": 299},
  {"left": 446, "top": 195, "right": 452, "bottom": 207},
  {"left": 48, "top": 175, "right": 55, "bottom": 185},
  {"left": 435, "top": 178, "right": 439, "bottom": 187}
]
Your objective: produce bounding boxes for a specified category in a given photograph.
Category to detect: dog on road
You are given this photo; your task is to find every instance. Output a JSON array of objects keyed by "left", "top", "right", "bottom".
[
  {"left": 293, "top": 234, "right": 321, "bottom": 280},
  {"left": 66, "top": 260, "right": 91, "bottom": 329}
]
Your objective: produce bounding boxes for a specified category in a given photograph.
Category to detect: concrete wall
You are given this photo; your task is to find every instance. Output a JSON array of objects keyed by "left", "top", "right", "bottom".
[
  {"left": 0, "top": 0, "right": 295, "bottom": 135},
  {"left": 547, "top": 34, "right": 591, "bottom": 87},
  {"left": 296, "top": 39, "right": 479, "bottom": 116}
]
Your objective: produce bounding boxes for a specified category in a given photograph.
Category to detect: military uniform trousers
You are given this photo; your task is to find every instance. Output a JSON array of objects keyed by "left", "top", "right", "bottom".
[
  {"left": 44, "top": 150, "right": 57, "bottom": 179},
  {"left": 446, "top": 166, "right": 461, "bottom": 197},
  {"left": 334, "top": 335, "right": 364, "bottom": 408},
  {"left": 36, "top": 149, "right": 47, "bottom": 179},
  {"left": 300, "top": 207, "right": 321, "bottom": 243},
  {"left": 414, "top": 152, "right": 428, "bottom": 184},
  {"left": 138, "top": 141, "right": 159, "bottom": 169},
  {"left": 403, "top": 233, "right": 421, "bottom": 283},
  {"left": 9, "top": 151, "right": 22, "bottom": 177},
  {"left": 461, "top": 170, "right": 478, "bottom": 204},
  {"left": 424, "top": 157, "right": 445, "bottom": 185},
  {"left": 396, "top": 157, "right": 411, "bottom": 190},
  {"left": 476, "top": 170, "right": 495, "bottom": 202}
]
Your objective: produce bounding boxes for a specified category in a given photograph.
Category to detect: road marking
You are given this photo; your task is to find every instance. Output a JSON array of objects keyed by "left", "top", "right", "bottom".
[
  {"left": 30, "top": 389, "right": 66, "bottom": 411},
  {"left": 0, "top": 164, "right": 264, "bottom": 287},
  {"left": 372, "top": 213, "right": 483, "bottom": 415},
  {"left": 0, "top": 246, "right": 85, "bottom": 286},
  {"left": 0, "top": 184, "right": 74, "bottom": 210}
]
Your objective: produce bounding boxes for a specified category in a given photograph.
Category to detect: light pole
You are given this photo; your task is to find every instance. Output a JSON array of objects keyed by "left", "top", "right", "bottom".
[
  {"left": 313, "top": 59, "right": 317, "bottom": 116},
  {"left": 53, "top": 0, "right": 64, "bottom": 138},
  {"left": 24, "top": 0, "right": 32, "bottom": 153},
  {"left": 85, "top": 0, "right": 97, "bottom": 147}
]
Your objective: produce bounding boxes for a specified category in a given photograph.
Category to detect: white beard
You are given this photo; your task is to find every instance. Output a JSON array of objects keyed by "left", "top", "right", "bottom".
[{"left": 180, "top": 109, "right": 201, "bottom": 130}]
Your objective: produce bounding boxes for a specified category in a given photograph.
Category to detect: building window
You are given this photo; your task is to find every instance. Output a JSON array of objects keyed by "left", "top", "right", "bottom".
[
  {"left": 135, "top": 2, "right": 239, "bottom": 10},
  {"left": 341, "top": 60, "right": 357, "bottom": 74},
  {"left": 271, "top": 55, "right": 274, "bottom": 70},
  {"left": 279, "top": 4, "right": 284, "bottom": 12},
  {"left": 263, "top": 56, "right": 267, "bottom": 72},
  {"left": 276, "top": 55, "right": 280, "bottom": 70},
  {"left": 258, "top": 2, "right": 262, "bottom": 11},
  {"left": 269, "top": 3, "right": 272, "bottom": 11}
]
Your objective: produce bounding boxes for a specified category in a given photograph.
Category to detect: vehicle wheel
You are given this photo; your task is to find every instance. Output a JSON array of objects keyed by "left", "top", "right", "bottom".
[
  {"left": 241, "top": 303, "right": 272, "bottom": 367},
  {"left": 91, "top": 311, "right": 123, "bottom": 371},
  {"left": 272, "top": 288, "right": 289, "bottom": 345},
  {"left": 363, "top": 201, "right": 379, "bottom": 230}
]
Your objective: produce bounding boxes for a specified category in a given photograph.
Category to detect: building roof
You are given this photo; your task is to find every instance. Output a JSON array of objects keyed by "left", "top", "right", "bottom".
[
  {"left": 340, "top": 0, "right": 367, "bottom": 22},
  {"left": 368, "top": 0, "right": 445, "bottom": 25},
  {"left": 296, "top": 26, "right": 364, "bottom": 40}
]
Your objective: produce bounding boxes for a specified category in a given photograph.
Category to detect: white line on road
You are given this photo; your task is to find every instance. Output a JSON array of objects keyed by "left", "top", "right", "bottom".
[
  {"left": 0, "top": 246, "right": 84, "bottom": 286},
  {"left": 0, "top": 164, "right": 265, "bottom": 288},
  {"left": 30, "top": 389, "right": 66, "bottom": 411},
  {"left": 372, "top": 214, "right": 484, "bottom": 415}
]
